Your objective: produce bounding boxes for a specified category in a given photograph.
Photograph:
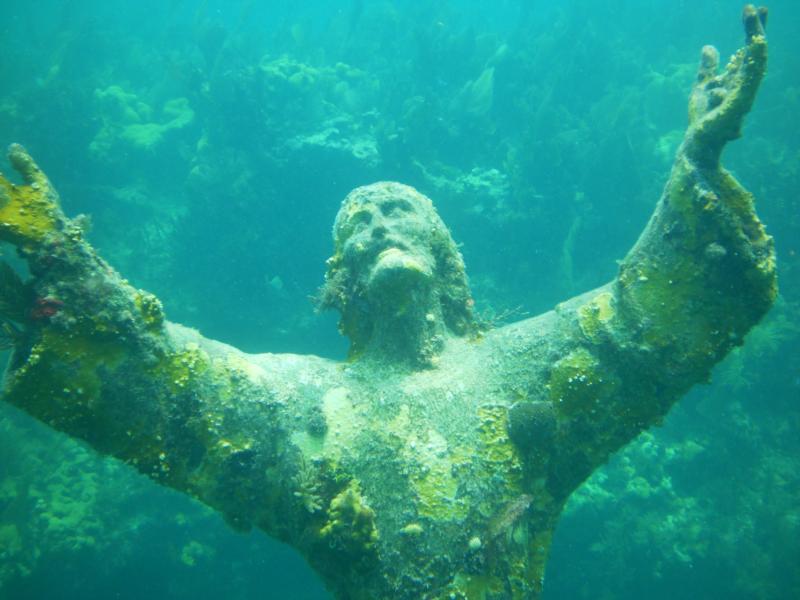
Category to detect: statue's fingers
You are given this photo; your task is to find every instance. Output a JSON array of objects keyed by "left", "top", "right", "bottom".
[
  {"left": 697, "top": 45, "right": 720, "bottom": 84},
  {"left": 0, "top": 144, "right": 63, "bottom": 245},
  {"left": 688, "top": 45, "right": 721, "bottom": 125},
  {"left": 7, "top": 144, "right": 50, "bottom": 189},
  {"left": 684, "top": 7, "right": 768, "bottom": 166},
  {"left": 742, "top": 5, "right": 767, "bottom": 42}
]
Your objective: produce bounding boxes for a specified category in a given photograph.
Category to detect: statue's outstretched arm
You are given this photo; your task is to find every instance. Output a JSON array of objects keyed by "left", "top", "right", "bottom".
[
  {"left": 502, "top": 6, "right": 776, "bottom": 498},
  {"left": 0, "top": 148, "right": 321, "bottom": 535}
]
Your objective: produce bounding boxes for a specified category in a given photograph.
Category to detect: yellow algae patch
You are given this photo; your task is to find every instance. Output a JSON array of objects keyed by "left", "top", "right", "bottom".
[
  {"left": 320, "top": 480, "right": 379, "bottom": 554},
  {"left": 399, "top": 522, "right": 424, "bottom": 536},
  {"left": 409, "top": 428, "right": 468, "bottom": 521},
  {"left": 548, "top": 348, "right": 619, "bottom": 417},
  {"left": 33, "top": 329, "right": 124, "bottom": 399},
  {"left": 0, "top": 178, "right": 58, "bottom": 244},
  {"left": 133, "top": 291, "right": 165, "bottom": 330},
  {"left": 158, "top": 343, "right": 210, "bottom": 392},
  {"left": 578, "top": 291, "right": 614, "bottom": 342},
  {"left": 478, "top": 406, "right": 522, "bottom": 476},
  {"left": 4, "top": 328, "right": 127, "bottom": 442}
]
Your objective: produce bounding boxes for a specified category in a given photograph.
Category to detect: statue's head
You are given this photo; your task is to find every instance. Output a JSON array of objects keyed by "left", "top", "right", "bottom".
[{"left": 318, "top": 182, "right": 475, "bottom": 363}]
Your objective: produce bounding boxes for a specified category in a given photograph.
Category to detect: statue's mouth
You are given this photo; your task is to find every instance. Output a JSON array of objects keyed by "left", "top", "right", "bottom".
[
  {"left": 376, "top": 247, "right": 418, "bottom": 266},
  {"left": 344, "top": 235, "right": 408, "bottom": 264},
  {"left": 368, "top": 247, "right": 432, "bottom": 296}
]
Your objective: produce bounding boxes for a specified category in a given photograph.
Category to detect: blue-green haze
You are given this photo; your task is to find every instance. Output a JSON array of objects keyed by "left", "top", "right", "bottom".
[{"left": 0, "top": 1, "right": 797, "bottom": 598}]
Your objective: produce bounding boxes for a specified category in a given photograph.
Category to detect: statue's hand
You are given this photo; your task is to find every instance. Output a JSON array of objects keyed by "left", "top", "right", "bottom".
[
  {"left": 684, "top": 4, "right": 768, "bottom": 168},
  {"left": 0, "top": 144, "right": 66, "bottom": 249}
]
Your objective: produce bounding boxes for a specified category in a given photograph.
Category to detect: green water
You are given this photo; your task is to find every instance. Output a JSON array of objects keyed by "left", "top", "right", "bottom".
[{"left": 0, "top": 1, "right": 797, "bottom": 598}]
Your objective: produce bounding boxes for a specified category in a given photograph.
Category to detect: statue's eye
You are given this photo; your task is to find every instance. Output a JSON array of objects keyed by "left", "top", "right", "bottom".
[
  {"left": 350, "top": 210, "right": 372, "bottom": 226},
  {"left": 380, "top": 200, "right": 413, "bottom": 217}
]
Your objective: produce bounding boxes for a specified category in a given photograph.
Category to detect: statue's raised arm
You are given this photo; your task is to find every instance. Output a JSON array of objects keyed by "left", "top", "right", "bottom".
[
  {"left": 616, "top": 6, "right": 774, "bottom": 388},
  {"left": 0, "top": 6, "right": 776, "bottom": 600},
  {"left": 492, "top": 4, "right": 775, "bottom": 501}
]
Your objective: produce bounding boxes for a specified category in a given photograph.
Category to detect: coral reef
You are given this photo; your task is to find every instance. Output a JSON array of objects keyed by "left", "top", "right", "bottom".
[{"left": 89, "top": 86, "right": 195, "bottom": 158}]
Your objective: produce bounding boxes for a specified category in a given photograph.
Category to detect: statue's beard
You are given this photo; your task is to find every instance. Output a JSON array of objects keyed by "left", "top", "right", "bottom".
[{"left": 366, "top": 248, "right": 433, "bottom": 314}]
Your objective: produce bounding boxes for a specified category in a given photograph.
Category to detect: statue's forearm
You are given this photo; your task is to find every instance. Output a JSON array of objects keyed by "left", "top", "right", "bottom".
[{"left": 614, "top": 154, "right": 775, "bottom": 384}]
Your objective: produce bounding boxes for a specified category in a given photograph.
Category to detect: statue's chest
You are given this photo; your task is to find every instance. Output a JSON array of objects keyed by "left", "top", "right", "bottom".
[
  {"left": 287, "top": 369, "right": 547, "bottom": 599},
  {"left": 308, "top": 377, "right": 525, "bottom": 536}
]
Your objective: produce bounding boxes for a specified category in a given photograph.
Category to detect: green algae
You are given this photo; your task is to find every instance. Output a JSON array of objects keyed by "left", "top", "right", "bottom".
[
  {"left": 548, "top": 348, "right": 620, "bottom": 417},
  {"left": 8, "top": 329, "right": 124, "bottom": 431},
  {"left": 133, "top": 290, "right": 165, "bottom": 330},
  {"left": 577, "top": 291, "right": 615, "bottom": 343},
  {"left": 154, "top": 343, "right": 210, "bottom": 392}
]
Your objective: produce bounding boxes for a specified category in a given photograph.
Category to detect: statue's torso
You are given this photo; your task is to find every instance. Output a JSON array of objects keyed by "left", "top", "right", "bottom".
[{"left": 242, "top": 327, "right": 561, "bottom": 599}]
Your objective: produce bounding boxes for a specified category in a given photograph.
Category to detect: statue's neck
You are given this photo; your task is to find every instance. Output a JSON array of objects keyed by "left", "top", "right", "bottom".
[{"left": 356, "top": 285, "right": 449, "bottom": 368}]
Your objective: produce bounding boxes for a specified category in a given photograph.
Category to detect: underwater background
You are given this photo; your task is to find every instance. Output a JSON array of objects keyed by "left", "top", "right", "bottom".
[{"left": 0, "top": 1, "right": 797, "bottom": 598}]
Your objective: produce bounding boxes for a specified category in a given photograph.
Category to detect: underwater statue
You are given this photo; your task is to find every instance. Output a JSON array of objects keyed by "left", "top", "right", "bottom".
[{"left": 0, "top": 6, "right": 775, "bottom": 599}]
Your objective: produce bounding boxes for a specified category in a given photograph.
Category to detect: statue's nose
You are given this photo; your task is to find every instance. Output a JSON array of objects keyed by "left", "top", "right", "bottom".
[{"left": 371, "top": 225, "right": 387, "bottom": 239}]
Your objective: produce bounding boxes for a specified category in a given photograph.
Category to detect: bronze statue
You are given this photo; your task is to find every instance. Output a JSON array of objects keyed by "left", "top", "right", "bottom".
[{"left": 0, "top": 6, "right": 774, "bottom": 599}]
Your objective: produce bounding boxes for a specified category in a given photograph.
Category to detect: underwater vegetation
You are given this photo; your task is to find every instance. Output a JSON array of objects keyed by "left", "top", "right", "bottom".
[{"left": 0, "top": 1, "right": 798, "bottom": 598}]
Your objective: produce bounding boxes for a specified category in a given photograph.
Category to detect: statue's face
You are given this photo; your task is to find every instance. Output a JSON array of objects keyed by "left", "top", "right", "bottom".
[
  {"left": 323, "top": 182, "right": 474, "bottom": 350},
  {"left": 334, "top": 183, "right": 439, "bottom": 297}
]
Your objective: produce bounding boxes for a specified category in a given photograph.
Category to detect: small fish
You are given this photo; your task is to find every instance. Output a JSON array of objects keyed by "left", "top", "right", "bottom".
[{"left": 488, "top": 494, "right": 533, "bottom": 542}]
